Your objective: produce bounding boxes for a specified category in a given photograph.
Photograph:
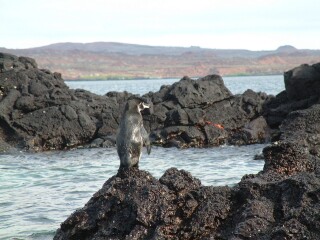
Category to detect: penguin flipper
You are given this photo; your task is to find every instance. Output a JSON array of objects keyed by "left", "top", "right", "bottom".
[
  {"left": 141, "top": 126, "right": 151, "bottom": 155},
  {"left": 146, "top": 144, "right": 151, "bottom": 155}
]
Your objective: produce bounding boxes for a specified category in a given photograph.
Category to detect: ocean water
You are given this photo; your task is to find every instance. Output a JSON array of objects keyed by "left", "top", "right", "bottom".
[
  {"left": 0, "top": 75, "right": 285, "bottom": 239},
  {"left": 66, "top": 75, "right": 285, "bottom": 96}
]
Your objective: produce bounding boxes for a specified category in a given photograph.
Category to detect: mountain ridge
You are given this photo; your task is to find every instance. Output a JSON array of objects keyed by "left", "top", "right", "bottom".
[{"left": 1, "top": 42, "right": 320, "bottom": 80}]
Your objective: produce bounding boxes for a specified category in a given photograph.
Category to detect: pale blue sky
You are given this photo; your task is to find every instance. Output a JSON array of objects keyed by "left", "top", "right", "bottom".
[{"left": 1, "top": 0, "right": 319, "bottom": 50}]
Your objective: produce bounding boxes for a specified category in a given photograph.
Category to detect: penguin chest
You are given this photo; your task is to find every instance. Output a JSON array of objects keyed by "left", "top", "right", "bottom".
[
  {"left": 123, "top": 125, "right": 141, "bottom": 165},
  {"left": 118, "top": 115, "right": 140, "bottom": 148},
  {"left": 116, "top": 112, "right": 144, "bottom": 164},
  {"left": 131, "top": 127, "right": 143, "bottom": 143}
]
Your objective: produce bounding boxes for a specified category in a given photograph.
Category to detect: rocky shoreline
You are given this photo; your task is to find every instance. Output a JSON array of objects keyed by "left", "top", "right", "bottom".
[
  {"left": 1, "top": 53, "right": 320, "bottom": 238},
  {"left": 0, "top": 52, "right": 273, "bottom": 152}
]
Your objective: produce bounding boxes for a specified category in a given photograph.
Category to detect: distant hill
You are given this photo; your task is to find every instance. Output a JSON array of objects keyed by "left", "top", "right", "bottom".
[
  {"left": 1, "top": 42, "right": 320, "bottom": 80},
  {"left": 276, "top": 45, "right": 298, "bottom": 53}
]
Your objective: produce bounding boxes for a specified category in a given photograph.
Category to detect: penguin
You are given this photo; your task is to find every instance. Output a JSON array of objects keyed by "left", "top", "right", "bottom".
[{"left": 116, "top": 96, "right": 151, "bottom": 169}]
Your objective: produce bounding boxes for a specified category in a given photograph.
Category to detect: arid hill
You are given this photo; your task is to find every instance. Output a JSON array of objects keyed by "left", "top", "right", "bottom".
[{"left": 1, "top": 42, "right": 319, "bottom": 79}]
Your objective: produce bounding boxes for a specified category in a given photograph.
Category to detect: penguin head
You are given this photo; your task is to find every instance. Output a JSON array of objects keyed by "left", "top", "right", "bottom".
[
  {"left": 138, "top": 101, "right": 150, "bottom": 111},
  {"left": 125, "top": 96, "right": 150, "bottom": 113}
]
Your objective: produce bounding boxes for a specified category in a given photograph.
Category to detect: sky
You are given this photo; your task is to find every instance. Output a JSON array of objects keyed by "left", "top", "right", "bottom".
[{"left": 0, "top": 0, "right": 319, "bottom": 50}]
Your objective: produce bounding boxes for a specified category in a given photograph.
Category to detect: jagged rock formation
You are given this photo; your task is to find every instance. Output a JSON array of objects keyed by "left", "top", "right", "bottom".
[
  {"left": 264, "top": 62, "right": 320, "bottom": 128},
  {"left": 54, "top": 62, "right": 320, "bottom": 239},
  {"left": 145, "top": 75, "right": 271, "bottom": 148},
  {"left": 53, "top": 142, "right": 320, "bottom": 239},
  {"left": 0, "top": 53, "right": 271, "bottom": 152},
  {"left": 0, "top": 53, "right": 121, "bottom": 151},
  {"left": 2, "top": 52, "right": 320, "bottom": 238}
]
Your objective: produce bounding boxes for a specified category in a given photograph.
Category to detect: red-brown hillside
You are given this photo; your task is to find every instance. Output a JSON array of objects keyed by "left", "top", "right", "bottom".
[{"left": 1, "top": 43, "right": 319, "bottom": 79}]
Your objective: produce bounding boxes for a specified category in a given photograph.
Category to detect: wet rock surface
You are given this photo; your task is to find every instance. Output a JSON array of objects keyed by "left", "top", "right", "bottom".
[{"left": 0, "top": 53, "right": 272, "bottom": 152}]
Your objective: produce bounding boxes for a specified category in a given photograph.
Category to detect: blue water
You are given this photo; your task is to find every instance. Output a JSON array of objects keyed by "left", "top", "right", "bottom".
[
  {"left": 66, "top": 75, "right": 284, "bottom": 96},
  {"left": 0, "top": 75, "right": 285, "bottom": 239}
]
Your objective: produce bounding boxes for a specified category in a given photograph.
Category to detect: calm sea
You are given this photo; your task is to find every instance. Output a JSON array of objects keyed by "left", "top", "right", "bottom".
[
  {"left": 66, "top": 75, "right": 284, "bottom": 96},
  {"left": 0, "top": 75, "right": 285, "bottom": 240}
]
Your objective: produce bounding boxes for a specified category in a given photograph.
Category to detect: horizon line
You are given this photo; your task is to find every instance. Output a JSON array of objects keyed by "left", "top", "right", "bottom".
[{"left": 1, "top": 41, "right": 317, "bottom": 52}]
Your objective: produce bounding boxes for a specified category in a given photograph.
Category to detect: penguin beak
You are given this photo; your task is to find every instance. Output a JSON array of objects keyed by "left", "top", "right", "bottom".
[{"left": 142, "top": 102, "right": 150, "bottom": 109}]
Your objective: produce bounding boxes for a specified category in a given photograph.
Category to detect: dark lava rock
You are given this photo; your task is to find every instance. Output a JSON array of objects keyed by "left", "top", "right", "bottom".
[
  {"left": 54, "top": 168, "right": 232, "bottom": 240},
  {"left": 54, "top": 62, "right": 320, "bottom": 239},
  {"left": 284, "top": 63, "right": 320, "bottom": 101},
  {"left": 4, "top": 53, "right": 320, "bottom": 152},
  {"left": 228, "top": 116, "right": 270, "bottom": 145},
  {"left": 0, "top": 53, "right": 126, "bottom": 151},
  {"left": 280, "top": 104, "right": 320, "bottom": 151},
  {"left": 54, "top": 139, "right": 320, "bottom": 239},
  {"left": 264, "top": 62, "right": 320, "bottom": 129},
  {"left": 0, "top": 53, "right": 273, "bottom": 151},
  {"left": 146, "top": 77, "right": 272, "bottom": 148},
  {"left": 166, "top": 75, "right": 232, "bottom": 108}
]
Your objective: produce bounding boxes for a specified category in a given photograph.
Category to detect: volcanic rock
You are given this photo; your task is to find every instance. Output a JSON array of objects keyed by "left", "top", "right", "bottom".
[
  {"left": 0, "top": 53, "right": 273, "bottom": 151},
  {"left": 54, "top": 168, "right": 232, "bottom": 240},
  {"left": 264, "top": 62, "right": 320, "bottom": 128},
  {"left": 146, "top": 77, "right": 272, "bottom": 148},
  {"left": 0, "top": 53, "right": 124, "bottom": 151},
  {"left": 284, "top": 63, "right": 320, "bottom": 101},
  {"left": 54, "top": 139, "right": 320, "bottom": 239},
  {"left": 54, "top": 61, "right": 320, "bottom": 239},
  {"left": 54, "top": 97, "right": 320, "bottom": 238}
]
